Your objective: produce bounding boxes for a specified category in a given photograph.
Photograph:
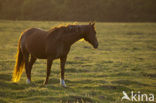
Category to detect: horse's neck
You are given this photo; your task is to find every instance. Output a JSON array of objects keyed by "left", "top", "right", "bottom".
[
  {"left": 67, "top": 31, "right": 82, "bottom": 45},
  {"left": 68, "top": 25, "right": 88, "bottom": 45}
]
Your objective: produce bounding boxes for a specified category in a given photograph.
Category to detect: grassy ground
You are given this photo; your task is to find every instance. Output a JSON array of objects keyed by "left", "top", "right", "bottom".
[{"left": 0, "top": 20, "right": 155, "bottom": 103}]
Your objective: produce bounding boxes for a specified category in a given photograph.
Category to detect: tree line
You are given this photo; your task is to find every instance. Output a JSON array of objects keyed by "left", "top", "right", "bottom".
[{"left": 0, "top": 0, "right": 156, "bottom": 22}]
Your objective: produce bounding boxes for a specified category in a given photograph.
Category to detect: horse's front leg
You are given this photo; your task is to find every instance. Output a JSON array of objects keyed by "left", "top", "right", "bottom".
[
  {"left": 44, "top": 58, "right": 53, "bottom": 85},
  {"left": 60, "top": 56, "right": 67, "bottom": 87}
]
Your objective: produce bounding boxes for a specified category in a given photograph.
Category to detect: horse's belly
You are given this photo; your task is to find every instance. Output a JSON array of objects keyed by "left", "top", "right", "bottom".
[
  {"left": 27, "top": 47, "right": 45, "bottom": 58},
  {"left": 26, "top": 44, "right": 47, "bottom": 59}
]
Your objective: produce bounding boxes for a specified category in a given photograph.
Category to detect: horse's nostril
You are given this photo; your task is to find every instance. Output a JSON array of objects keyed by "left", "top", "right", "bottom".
[{"left": 94, "top": 43, "right": 98, "bottom": 49}]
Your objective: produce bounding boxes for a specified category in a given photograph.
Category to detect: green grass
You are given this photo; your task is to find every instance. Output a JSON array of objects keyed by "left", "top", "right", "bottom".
[{"left": 0, "top": 20, "right": 156, "bottom": 103}]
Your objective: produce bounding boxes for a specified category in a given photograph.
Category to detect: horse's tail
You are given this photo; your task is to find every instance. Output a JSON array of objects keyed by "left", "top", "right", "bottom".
[{"left": 12, "top": 35, "right": 25, "bottom": 82}]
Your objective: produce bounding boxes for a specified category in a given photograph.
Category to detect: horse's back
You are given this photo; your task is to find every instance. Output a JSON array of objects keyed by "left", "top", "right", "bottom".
[
  {"left": 23, "top": 28, "right": 47, "bottom": 36},
  {"left": 20, "top": 28, "right": 48, "bottom": 58}
]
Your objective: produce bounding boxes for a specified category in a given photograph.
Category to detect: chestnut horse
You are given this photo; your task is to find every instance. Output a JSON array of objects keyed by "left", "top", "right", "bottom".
[{"left": 12, "top": 22, "right": 98, "bottom": 87}]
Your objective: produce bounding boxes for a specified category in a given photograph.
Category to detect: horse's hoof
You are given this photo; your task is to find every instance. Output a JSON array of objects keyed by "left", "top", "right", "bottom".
[
  {"left": 43, "top": 81, "right": 48, "bottom": 85},
  {"left": 61, "top": 84, "right": 67, "bottom": 88},
  {"left": 60, "top": 79, "right": 67, "bottom": 87},
  {"left": 26, "top": 79, "right": 31, "bottom": 84}
]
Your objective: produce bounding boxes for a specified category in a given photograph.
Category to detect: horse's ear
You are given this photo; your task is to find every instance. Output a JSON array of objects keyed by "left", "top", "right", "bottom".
[
  {"left": 92, "top": 22, "right": 95, "bottom": 26},
  {"left": 89, "top": 22, "right": 95, "bottom": 26}
]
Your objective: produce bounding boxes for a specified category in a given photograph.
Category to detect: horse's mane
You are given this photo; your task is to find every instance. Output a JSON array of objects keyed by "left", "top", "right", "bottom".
[
  {"left": 48, "top": 24, "right": 80, "bottom": 35},
  {"left": 47, "top": 23, "right": 96, "bottom": 38}
]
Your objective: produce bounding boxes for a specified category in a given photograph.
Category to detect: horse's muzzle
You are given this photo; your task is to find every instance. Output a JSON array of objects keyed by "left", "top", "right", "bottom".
[{"left": 94, "top": 42, "right": 98, "bottom": 49}]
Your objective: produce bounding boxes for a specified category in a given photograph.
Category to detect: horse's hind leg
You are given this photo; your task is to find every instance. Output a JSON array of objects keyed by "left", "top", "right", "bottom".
[
  {"left": 23, "top": 52, "right": 30, "bottom": 84},
  {"left": 28, "top": 55, "right": 36, "bottom": 82}
]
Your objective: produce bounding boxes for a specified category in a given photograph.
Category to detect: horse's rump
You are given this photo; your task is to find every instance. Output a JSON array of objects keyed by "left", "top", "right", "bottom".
[{"left": 21, "top": 28, "right": 48, "bottom": 58}]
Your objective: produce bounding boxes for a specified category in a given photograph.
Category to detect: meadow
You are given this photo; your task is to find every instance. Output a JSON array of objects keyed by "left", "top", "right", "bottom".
[{"left": 0, "top": 20, "right": 155, "bottom": 103}]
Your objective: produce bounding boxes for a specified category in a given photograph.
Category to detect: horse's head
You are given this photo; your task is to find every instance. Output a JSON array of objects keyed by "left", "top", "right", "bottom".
[{"left": 84, "top": 23, "right": 98, "bottom": 49}]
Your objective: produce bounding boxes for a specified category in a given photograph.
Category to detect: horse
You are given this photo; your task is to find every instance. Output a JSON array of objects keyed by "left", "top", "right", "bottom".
[{"left": 12, "top": 22, "right": 98, "bottom": 87}]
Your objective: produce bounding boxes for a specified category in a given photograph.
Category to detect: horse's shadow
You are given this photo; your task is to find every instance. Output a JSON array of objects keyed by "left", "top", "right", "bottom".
[
  {"left": 0, "top": 73, "right": 11, "bottom": 81},
  {"left": 0, "top": 73, "right": 31, "bottom": 90},
  {"left": 34, "top": 78, "right": 59, "bottom": 84}
]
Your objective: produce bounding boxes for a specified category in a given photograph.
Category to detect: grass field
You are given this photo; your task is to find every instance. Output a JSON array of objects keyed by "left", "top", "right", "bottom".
[{"left": 0, "top": 20, "right": 156, "bottom": 103}]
